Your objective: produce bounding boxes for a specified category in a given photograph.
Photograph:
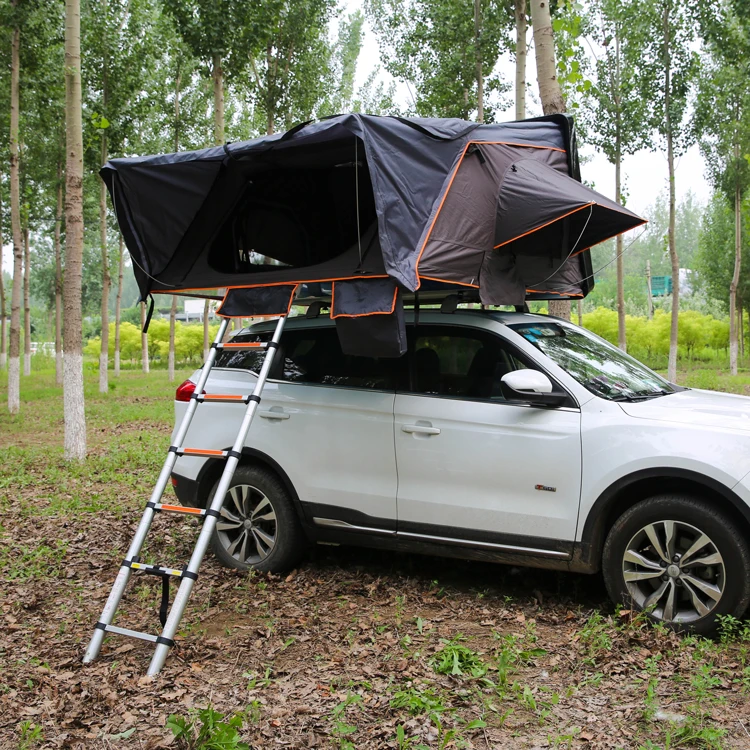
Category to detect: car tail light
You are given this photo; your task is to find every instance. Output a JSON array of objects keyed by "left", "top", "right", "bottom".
[{"left": 175, "top": 380, "right": 203, "bottom": 402}]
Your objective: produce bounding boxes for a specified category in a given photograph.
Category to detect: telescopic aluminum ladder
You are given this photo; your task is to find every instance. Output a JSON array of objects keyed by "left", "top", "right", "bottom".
[{"left": 83, "top": 313, "right": 288, "bottom": 676}]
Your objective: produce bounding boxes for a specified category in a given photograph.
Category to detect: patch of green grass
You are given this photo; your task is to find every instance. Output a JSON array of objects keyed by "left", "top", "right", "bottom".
[{"left": 1, "top": 541, "right": 68, "bottom": 580}]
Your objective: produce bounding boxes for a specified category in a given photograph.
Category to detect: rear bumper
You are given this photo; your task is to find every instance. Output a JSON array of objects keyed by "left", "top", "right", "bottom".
[{"left": 171, "top": 472, "right": 201, "bottom": 508}]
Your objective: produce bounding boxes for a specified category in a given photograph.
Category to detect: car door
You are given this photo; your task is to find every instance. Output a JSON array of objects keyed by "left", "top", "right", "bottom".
[
  {"left": 393, "top": 324, "right": 582, "bottom": 550},
  {"left": 207, "top": 324, "right": 399, "bottom": 530}
]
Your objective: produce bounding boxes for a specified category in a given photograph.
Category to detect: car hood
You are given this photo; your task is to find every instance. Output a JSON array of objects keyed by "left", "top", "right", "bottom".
[{"left": 618, "top": 388, "right": 750, "bottom": 433}]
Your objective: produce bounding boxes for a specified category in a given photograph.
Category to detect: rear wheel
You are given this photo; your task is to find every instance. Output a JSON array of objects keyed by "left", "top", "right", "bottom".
[
  {"left": 602, "top": 495, "right": 750, "bottom": 636},
  {"left": 208, "top": 465, "right": 306, "bottom": 573}
]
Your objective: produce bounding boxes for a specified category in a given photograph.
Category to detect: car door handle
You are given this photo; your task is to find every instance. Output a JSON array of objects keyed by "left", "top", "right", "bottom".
[
  {"left": 402, "top": 424, "right": 441, "bottom": 435},
  {"left": 259, "top": 409, "right": 290, "bottom": 420}
]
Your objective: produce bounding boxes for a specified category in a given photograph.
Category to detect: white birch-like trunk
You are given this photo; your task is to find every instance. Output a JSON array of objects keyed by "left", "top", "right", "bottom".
[
  {"left": 63, "top": 0, "right": 87, "bottom": 460},
  {"left": 8, "top": 16, "right": 22, "bottom": 413},
  {"left": 473, "top": 0, "right": 483, "bottom": 123},
  {"left": 114, "top": 234, "right": 124, "bottom": 376},
  {"left": 730, "top": 173, "right": 742, "bottom": 377},
  {"left": 55, "top": 163, "right": 63, "bottom": 385},
  {"left": 140, "top": 301, "right": 149, "bottom": 374},
  {"left": 663, "top": 6, "right": 679, "bottom": 384},
  {"left": 529, "top": 0, "right": 570, "bottom": 321},
  {"left": 515, "top": 0, "right": 527, "bottom": 120},
  {"left": 99, "top": 142, "right": 110, "bottom": 393},
  {"left": 168, "top": 295, "right": 176, "bottom": 382}
]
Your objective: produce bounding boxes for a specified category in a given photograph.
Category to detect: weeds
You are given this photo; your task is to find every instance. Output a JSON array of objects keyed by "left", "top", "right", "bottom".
[
  {"left": 390, "top": 684, "right": 446, "bottom": 715},
  {"left": 329, "top": 693, "right": 362, "bottom": 749},
  {"left": 166, "top": 706, "right": 249, "bottom": 750},
  {"left": 430, "top": 635, "right": 487, "bottom": 678},
  {"left": 18, "top": 721, "right": 43, "bottom": 749}
]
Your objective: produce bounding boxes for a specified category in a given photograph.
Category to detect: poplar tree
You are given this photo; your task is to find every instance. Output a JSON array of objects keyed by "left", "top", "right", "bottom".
[
  {"left": 582, "top": 0, "right": 653, "bottom": 350},
  {"left": 63, "top": 0, "right": 87, "bottom": 459},
  {"left": 694, "top": 5, "right": 750, "bottom": 376},
  {"left": 636, "top": 0, "right": 698, "bottom": 382}
]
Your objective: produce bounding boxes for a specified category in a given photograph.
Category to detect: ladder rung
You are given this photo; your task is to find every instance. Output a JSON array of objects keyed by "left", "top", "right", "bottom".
[
  {"left": 196, "top": 394, "right": 250, "bottom": 403},
  {"left": 154, "top": 503, "right": 206, "bottom": 516},
  {"left": 128, "top": 562, "right": 185, "bottom": 577},
  {"left": 179, "top": 448, "right": 228, "bottom": 458},
  {"left": 216, "top": 341, "right": 267, "bottom": 350},
  {"left": 103, "top": 624, "right": 159, "bottom": 643}
]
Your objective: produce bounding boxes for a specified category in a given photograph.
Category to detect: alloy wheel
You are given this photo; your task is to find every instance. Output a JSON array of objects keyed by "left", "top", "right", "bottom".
[
  {"left": 622, "top": 519, "right": 725, "bottom": 624},
  {"left": 215, "top": 484, "right": 277, "bottom": 565}
]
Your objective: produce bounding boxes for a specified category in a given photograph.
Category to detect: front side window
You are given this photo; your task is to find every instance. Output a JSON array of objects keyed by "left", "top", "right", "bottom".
[
  {"left": 404, "top": 327, "right": 530, "bottom": 400},
  {"left": 510, "top": 322, "right": 676, "bottom": 401}
]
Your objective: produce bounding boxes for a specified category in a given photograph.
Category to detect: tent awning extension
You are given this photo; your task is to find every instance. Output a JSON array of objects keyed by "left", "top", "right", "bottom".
[{"left": 103, "top": 113, "right": 645, "bottom": 322}]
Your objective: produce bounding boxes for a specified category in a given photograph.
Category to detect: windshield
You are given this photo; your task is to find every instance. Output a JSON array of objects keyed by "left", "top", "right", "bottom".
[{"left": 510, "top": 322, "right": 676, "bottom": 401}]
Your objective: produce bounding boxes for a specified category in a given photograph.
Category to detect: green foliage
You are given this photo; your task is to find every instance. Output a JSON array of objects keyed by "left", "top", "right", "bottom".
[
  {"left": 390, "top": 684, "right": 446, "bottom": 715},
  {"left": 84, "top": 320, "right": 220, "bottom": 363},
  {"left": 696, "top": 193, "right": 750, "bottom": 313},
  {"left": 582, "top": 307, "right": 730, "bottom": 367},
  {"left": 430, "top": 635, "right": 487, "bottom": 677},
  {"left": 365, "top": 0, "right": 512, "bottom": 120},
  {"left": 580, "top": 0, "right": 653, "bottom": 162},
  {"left": 166, "top": 706, "right": 249, "bottom": 750}
]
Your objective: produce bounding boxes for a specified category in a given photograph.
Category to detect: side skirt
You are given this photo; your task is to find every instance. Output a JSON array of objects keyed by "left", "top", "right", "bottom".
[{"left": 306, "top": 506, "right": 587, "bottom": 573}]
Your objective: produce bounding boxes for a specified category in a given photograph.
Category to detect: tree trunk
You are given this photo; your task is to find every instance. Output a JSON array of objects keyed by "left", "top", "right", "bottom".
[
  {"left": 140, "top": 301, "right": 149, "bottom": 373},
  {"left": 514, "top": 0, "right": 527, "bottom": 120},
  {"left": 114, "top": 233, "right": 123, "bottom": 375},
  {"left": 0, "top": 185, "right": 5, "bottom": 371},
  {"left": 203, "top": 299, "right": 210, "bottom": 360},
  {"left": 730, "top": 167, "right": 741, "bottom": 376},
  {"left": 212, "top": 54, "right": 224, "bottom": 145},
  {"left": 529, "top": 0, "right": 570, "bottom": 321},
  {"left": 55, "top": 162, "right": 63, "bottom": 385},
  {"left": 23, "top": 225, "right": 30, "bottom": 376},
  {"left": 474, "top": 0, "right": 484, "bottom": 123},
  {"left": 8, "top": 16, "right": 22, "bottom": 414},
  {"left": 576, "top": 299, "right": 583, "bottom": 326},
  {"left": 614, "top": 36, "right": 626, "bottom": 351},
  {"left": 63, "top": 0, "right": 87, "bottom": 460},
  {"left": 99, "top": 133, "right": 109, "bottom": 393},
  {"left": 663, "top": 5, "right": 679, "bottom": 384},
  {"left": 529, "top": 0, "right": 566, "bottom": 116},
  {"left": 168, "top": 295, "right": 176, "bottom": 382}
]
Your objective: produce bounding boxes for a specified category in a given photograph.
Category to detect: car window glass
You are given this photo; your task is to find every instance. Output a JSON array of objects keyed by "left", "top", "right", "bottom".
[
  {"left": 405, "top": 327, "right": 529, "bottom": 400},
  {"left": 216, "top": 326, "right": 398, "bottom": 391}
]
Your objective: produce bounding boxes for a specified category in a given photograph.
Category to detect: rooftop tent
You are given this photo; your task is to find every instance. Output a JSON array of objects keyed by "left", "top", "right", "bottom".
[{"left": 102, "top": 113, "right": 645, "bottom": 333}]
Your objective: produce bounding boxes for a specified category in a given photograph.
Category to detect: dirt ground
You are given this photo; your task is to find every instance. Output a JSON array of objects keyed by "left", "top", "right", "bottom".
[{"left": 2, "top": 370, "right": 750, "bottom": 750}]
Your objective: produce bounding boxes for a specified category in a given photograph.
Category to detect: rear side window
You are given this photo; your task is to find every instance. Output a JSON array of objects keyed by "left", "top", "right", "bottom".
[
  {"left": 216, "top": 327, "right": 399, "bottom": 391},
  {"left": 214, "top": 331, "right": 271, "bottom": 372}
]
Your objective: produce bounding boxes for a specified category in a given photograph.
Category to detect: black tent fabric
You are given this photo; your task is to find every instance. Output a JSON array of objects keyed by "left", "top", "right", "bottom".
[{"left": 101, "top": 113, "right": 645, "bottom": 319}]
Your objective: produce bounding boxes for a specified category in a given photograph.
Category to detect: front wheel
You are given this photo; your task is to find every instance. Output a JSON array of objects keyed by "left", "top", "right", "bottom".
[
  {"left": 208, "top": 465, "right": 306, "bottom": 573},
  {"left": 602, "top": 495, "right": 750, "bottom": 636}
]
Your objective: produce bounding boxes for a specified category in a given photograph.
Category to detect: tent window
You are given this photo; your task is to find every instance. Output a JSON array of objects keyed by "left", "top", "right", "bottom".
[{"left": 206, "top": 140, "right": 377, "bottom": 276}]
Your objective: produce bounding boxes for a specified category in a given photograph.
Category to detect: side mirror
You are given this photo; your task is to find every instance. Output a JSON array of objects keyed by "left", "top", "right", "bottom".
[{"left": 500, "top": 370, "right": 566, "bottom": 407}]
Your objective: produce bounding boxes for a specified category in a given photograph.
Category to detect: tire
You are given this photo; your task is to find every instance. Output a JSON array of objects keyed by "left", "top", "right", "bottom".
[
  {"left": 208, "top": 464, "right": 306, "bottom": 573},
  {"left": 602, "top": 494, "right": 750, "bottom": 636}
]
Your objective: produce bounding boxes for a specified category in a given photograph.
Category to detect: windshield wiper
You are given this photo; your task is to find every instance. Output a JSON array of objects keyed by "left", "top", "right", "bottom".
[{"left": 611, "top": 389, "right": 671, "bottom": 402}]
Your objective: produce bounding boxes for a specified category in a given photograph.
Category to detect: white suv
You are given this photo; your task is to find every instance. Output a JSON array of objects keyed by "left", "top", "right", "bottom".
[{"left": 171, "top": 310, "right": 750, "bottom": 635}]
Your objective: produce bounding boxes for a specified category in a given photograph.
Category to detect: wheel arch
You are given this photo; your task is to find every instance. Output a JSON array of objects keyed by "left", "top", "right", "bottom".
[
  {"left": 193, "top": 447, "right": 307, "bottom": 523},
  {"left": 578, "top": 468, "right": 750, "bottom": 571}
]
